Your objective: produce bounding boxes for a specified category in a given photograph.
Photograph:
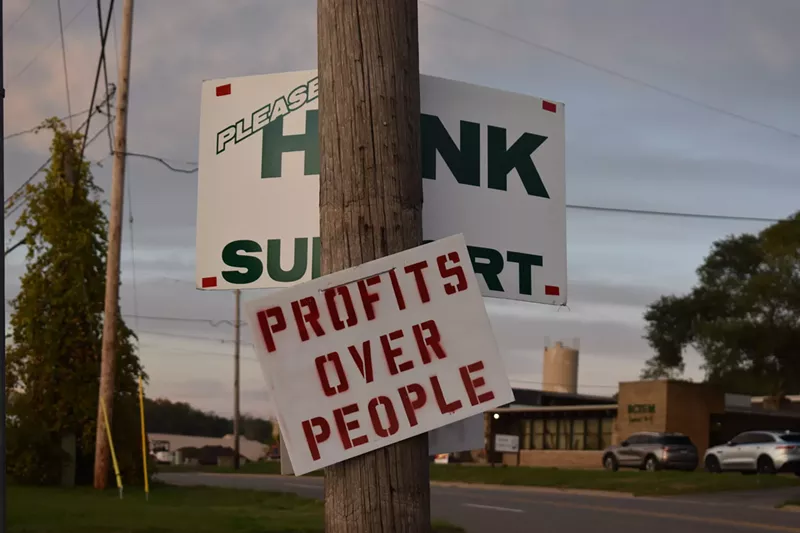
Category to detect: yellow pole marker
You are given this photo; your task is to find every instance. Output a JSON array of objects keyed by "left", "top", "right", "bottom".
[
  {"left": 139, "top": 375, "right": 150, "bottom": 500},
  {"left": 100, "top": 397, "right": 124, "bottom": 499}
]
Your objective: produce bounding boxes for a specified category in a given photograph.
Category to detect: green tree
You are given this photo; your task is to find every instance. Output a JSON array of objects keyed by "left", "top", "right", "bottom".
[
  {"left": 144, "top": 397, "right": 273, "bottom": 444},
  {"left": 241, "top": 414, "right": 274, "bottom": 444},
  {"left": 641, "top": 211, "right": 800, "bottom": 395},
  {"left": 145, "top": 398, "right": 231, "bottom": 437},
  {"left": 5, "top": 119, "right": 147, "bottom": 486}
]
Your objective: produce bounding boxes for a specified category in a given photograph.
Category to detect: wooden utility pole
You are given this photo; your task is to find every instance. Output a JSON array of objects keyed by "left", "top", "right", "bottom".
[
  {"left": 233, "top": 289, "right": 241, "bottom": 470},
  {"left": 93, "top": 0, "right": 134, "bottom": 490},
  {"left": 317, "top": 1, "right": 429, "bottom": 531}
]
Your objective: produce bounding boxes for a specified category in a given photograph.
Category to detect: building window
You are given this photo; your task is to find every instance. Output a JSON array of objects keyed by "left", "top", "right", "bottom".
[
  {"left": 585, "top": 418, "right": 601, "bottom": 450},
  {"left": 600, "top": 417, "right": 614, "bottom": 449},
  {"left": 533, "top": 420, "right": 544, "bottom": 450},
  {"left": 558, "top": 419, "right": 571, "bottom": 450},
  {"left": 544, "top": 419, "right": 557, "bottom": 449},
  {"left": 513, "top": 414, "right": 615, "bottom": 451},
  {"left": 522, "top": 420, "right": 532, "bottom": 450},
  {"left": 572, "top": 419, "right": 586, "bottom": 450}
]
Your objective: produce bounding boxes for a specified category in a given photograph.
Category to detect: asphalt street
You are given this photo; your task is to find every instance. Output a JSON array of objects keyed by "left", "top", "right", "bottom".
[{"left": 159, "top": 472, "right": 800, "bottom": 533}]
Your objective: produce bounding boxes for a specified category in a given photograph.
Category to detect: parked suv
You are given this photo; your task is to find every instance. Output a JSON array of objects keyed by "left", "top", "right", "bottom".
[
  {"left": 602, "top": 432, "right": 698, "bottom": 472},
  {"left": 704, "top": 430, "right": 800, "bottom": 475}
]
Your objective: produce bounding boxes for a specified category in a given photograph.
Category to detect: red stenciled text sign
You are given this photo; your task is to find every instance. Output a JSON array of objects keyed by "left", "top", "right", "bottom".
[{"left": 244, "top": 235, "right": 513, "bottom": 475}]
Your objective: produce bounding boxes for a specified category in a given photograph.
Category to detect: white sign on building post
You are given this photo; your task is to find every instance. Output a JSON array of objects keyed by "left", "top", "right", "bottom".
[
  {"left": 243, "top": 235, "right": 514, "bottom": 476},
  {"left": 494, "top": 434, "right": 520, "bottom": 453},
  {"left": 196, "top": 70, "right": 566, "bottom": 305}
]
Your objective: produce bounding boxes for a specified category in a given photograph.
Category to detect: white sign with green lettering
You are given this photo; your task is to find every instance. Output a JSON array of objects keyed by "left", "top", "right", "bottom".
[{"left": 196, "top": 70, "right": 566, "bottom": 304}]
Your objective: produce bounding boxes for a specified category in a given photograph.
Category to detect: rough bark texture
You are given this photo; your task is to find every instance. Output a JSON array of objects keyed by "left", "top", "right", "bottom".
[
  {"left": 318, "top": 0, "right": 430, "bottom": 531},
  {"left": 94, "top": 0, "right": 134, "bottom": 490}
]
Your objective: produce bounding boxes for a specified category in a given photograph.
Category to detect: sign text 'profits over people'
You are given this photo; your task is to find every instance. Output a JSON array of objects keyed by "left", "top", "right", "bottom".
[{"left": 244, "top": 235, "right": 513, "bottom": 475}]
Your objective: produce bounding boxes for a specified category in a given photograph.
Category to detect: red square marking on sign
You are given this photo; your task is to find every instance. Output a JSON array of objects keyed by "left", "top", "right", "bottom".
[
  {"left": 542, "top": 100, "right": 557, "bottom": 113},
  {"left": 216, "top": 84, "right": 232, "bottom": 97},
  {"left": 545, "top": 285, "right": 560, "bottom": 296},
  {"left": 202, "top": 276, "right": 218, "bottom": 288}
]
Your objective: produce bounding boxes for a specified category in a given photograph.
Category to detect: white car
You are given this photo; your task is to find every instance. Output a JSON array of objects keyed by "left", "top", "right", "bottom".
[{"left": 704, "top": 430, "right": 800, "bottom": 475}]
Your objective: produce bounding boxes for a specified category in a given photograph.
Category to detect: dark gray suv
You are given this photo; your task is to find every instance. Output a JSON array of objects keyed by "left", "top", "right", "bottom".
[{"left": 602, "top": 432, "right": 698, "bottom": 472}]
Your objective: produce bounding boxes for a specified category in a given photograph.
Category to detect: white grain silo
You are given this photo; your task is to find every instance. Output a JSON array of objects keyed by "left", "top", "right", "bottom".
[{"left": 542, "top": 338, "right": 579, "bottom": 394}]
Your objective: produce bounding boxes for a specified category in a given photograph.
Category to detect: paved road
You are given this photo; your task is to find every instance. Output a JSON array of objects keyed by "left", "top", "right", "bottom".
[{"left": 159, "top": 472, "right": 800, "bottom": 533}]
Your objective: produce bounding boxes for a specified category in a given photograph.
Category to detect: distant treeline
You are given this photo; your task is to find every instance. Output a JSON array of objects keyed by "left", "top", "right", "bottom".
[{"left": 145, "top": 398, "right": 274, "bottom": 444}]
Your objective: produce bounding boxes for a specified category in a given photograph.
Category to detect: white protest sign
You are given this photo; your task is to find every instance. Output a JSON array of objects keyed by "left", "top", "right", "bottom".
[
  {"left": 196, "top": 70, "right": 566, "bottom": 305},
  {"left": 278, "top": 412, "right": 484, "bottom": 475},
  {"left": 244, "top": 235, "right": 513, "bottom": 475},
  {"left": 268, "top": 382, "right": 484, "bottom": 475}
]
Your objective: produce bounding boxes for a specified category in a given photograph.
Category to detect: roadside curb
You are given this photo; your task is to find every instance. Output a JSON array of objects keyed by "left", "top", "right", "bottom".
[
  {"left": 163, "top": 472, "right": 800, "bottom": 509},
  {"left": 186, "top": 472, "right": 637, "bottom": 499}
]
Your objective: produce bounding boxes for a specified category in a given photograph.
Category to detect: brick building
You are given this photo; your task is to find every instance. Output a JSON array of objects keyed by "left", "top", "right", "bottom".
[{"left": 487, "top": 380, "right": 800, "bottom": 469}]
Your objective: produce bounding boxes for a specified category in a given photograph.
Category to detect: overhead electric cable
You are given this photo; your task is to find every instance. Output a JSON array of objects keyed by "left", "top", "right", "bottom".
[
  {"left": 56, "top": 0, "right": 74, "bottom": 130},
  {"left": 9, "top": 0, "right": 91, "bottom": 83},
  {"left": 79, "top": 0, "right": 115, "bottom": 162},
  {"left": 420, "top": 1, "right": 800, "bottom": 140},
  {"left": 97, "top": 0, "right": 115, "bottom": 153},
  {"left": 5, "top": 0, "right": 37, "bottom": 36}
]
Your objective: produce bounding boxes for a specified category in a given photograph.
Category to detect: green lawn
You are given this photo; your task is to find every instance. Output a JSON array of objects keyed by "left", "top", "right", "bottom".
[
  {"left": 428, "top": 465, "right": 800, "bottom": 496},
  {"left": 8, "top": 485, "right": 462, "bottom": 533},
  {"left": 160, "top": 462, "right": 800, "bottom": 497}
]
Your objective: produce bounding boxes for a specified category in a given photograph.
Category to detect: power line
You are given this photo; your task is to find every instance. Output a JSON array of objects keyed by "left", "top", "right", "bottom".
[
  {"left": 511, "top": 378, "right": 619, "bottom": 390},
  {"left": 119, "top": 151, "right": 198, "bottom": 173},
  {"left": 138, "top": 340, "right": 259, "bottom": 362},
  {"left": 4, "top": 159, "right": 50, "bottom": 218},
  {"left": 7, "top": 177, "right": 772, "bottom": 256},
  {"left": 136, "top": 329, "right": 236, "bottom": 344},
  {"left": 153, "top": 276, "right": 194, "bottom": 284},
  {"left": 122, "top": 313, "right": 246, "bottom": 328},
  {"left": 136, "top": 329, "right": 255, "bottom": 349},
  {"left": 565, "top": 204, "right": 783, "bottom": 223},
  {"left": 5, "top": 94, "right": 115, "bottom": 216},
  {"left": 4, "top": 108, "right": 91, "bottom": 140},
  {"left": 5, "top": 52, "right": 116, "bottom": 220},
  {"left": 120, "top": 144, "right": 781, "bottom": 221},
  {"left": 4, "top": 117, "right": 114, "bottom": 256},
  {"left": 79, "top": 0, "right": 115, "bottom": 162},
  {"left": 420, "top": 1, "right": 800, "bottom": 141},
  {"left": 125, "top": 159, "right": 139, "bottom": 328},
  {"left": 3, "top": 240, "right": 26, "bottom": 258},
  {"left": 97, "top": 0, "right": 115, "bottom": 154},
  {"left": 80, "top": 117, "right": 114, "bottom": 166},
  {"left": 110, "top": 2, "right": 120, "bottom": 74},
  {"left": 157, "top": 155, "right": 198, "bottom": 166},
  {"left": 4, "top": 105, "right": 111, "bottom": 215},
  {"left": 122, "top": 152, "right": 782, "bottom": 220},
  {"left": 5, "top": 0, "right": 37, "bottom": 36},
  {"left": 56, "top": 0, "right": 74, "bottom": 130},
  {"left": 8, "top": 0, "right": 92, "bottom": 84}
]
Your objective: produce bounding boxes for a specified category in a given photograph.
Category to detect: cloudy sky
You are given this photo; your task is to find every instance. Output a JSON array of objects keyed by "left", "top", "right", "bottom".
[{"left": 4, "top": 0, "right": 799, "bottom": 418}]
